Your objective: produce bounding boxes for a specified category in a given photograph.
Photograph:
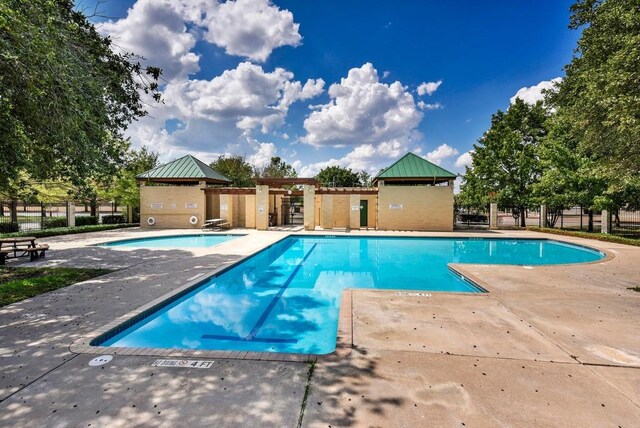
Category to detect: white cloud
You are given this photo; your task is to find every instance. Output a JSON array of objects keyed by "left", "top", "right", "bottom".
[
  {"left": 100, "top": 0, "right": 302, "bottom": 83},
  {"left": 510, "top": 77, "right": 562, "bottom": 105},
  {"left": 247, "top": 142, "right": 277, "bottom": 168},
  {"left": 455, "top": 151, "right": 474, "bottom": 168},
  {"left": 302, "top": 63, "right": 422, "bottom": 148},
  {"left": 382, "top": 71, "right": 391, "bottom": 79},
  {"left": 100, "top": 0, "right": 204, "bottom": 81},
  {"left": 418, "top": 101, "right": 444, "bottom": 110},
  {"left": 164, "top": 62, "right": 324, "bottom": 134},
  {"left": 417, "top": 80, "right": 442, "bottom": 96},
  {"left": 299, "top": 139, "right": 412, "bottom": 177},
  {"left": 425, "top": 144, "right": 459, "bottom": 165},
  {"left": 204, "top": 0, "right": 301, "bottom": 62}
]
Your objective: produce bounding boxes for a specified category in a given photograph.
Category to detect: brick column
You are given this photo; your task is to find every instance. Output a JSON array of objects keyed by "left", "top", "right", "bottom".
[
  {"left": 303, "top": 185, "right": 315, "bottom": 231},
  {"left": 489, "top": 203, "right": 498, "bottom": 229},
  {"left": 539, "top": 204, "right": 548, "bottom": 228},
  {"left": 255, "top": 185, "right": 269, "bottom": 230},
  {"left": 601, "top": 209, "right": 611, "bottom": 234}
]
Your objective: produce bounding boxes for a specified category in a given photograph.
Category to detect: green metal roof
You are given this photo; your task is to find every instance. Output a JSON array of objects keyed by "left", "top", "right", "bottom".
[
  {"left": 375, "top": 152, "right": 457, "bottom": 180},
  {"left": 137, "top": 155, "right": 231, "bottom": 183}
]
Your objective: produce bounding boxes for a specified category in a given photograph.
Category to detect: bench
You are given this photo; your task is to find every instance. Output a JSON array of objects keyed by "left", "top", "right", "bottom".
[
  {"left": 202, "top": 219, "right": 230, "bottom": 231},
  {"left": 24, "top": 244, "right": 49, "bottom": 261},
  {"left": 0, "top": 244, "right": 49, "bottom": 265}
]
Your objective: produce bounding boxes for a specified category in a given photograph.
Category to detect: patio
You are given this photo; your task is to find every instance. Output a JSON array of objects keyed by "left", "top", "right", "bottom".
[{"left": 0, "top": 228, "right": 638, "bottom": 426}]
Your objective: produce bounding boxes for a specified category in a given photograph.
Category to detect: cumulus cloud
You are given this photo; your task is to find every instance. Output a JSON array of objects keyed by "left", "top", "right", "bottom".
[
  {"left": 425, "top": 144, "right": 459, "bottom": 165},
  {"left": 163, "top": 62, "right": 324, "bottom": 133},
  {"left": 299, "top": 139, "right": 411, "bottom": 177},
  {"left": 418, "top": 101, "right": 444, "bottom": 110},
  {"left": 100, "top": 0, "right": 302, "bottom": 82},
  {"left": 417, "top": 80, "right": 442, "bottom": 96},
  {"left": 510, "top": 77, "right": 562, "bottom": 105},
  {"left": 100, "top": 0, "right": 204, "bottom": 81},
  {"left": 247, "top": 142, "right": 277, "bottom": 168},
  {"left": 455, "top": 151, "right": 474, "bottom": 168},
  {"left": 204, "top": 0, "right": 302, "bottom": 62},
  {"left": 302, "top": 63, "right": 422, "bottom": 148}
]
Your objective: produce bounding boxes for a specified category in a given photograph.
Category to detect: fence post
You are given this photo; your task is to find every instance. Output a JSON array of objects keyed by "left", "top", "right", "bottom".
[
  {"left": 489, "top": 203, "right": 498, "bottom": 229},
  {"left": 66, "top": 201, "right": 76, "bottom": 228},
  {"left": 539, "top": 205, "right": 548, "bottom": 228},
  {"left": 127, "top": 205, "right": 133, "bottom": 223},
  {"left": 601, "top": 210, "right": 611, "bottom": 234},
  {"left": 40, "top": 202, "right": 45, "bottom": 229}
]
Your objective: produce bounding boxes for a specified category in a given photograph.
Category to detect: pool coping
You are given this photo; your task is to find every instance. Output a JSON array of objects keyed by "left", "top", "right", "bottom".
[
  {"left": 69, "top": 234, "right": 612, "bottom": 363},
  {"left": 92, "top": 233, "right": 247, "bottom": 248}
]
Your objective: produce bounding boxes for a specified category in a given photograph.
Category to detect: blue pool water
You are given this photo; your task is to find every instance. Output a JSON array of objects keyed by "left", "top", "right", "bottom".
[
  {"left": 97, "top": 236, "right": 603, "bottom": 354},
  {"left": 100, "top": 234, "right": 241, "bottom": 248}
]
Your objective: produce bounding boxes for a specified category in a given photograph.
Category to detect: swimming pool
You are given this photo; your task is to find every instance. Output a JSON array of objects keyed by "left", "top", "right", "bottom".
[
  {"left": 99, "top": 234, "right": 242, "bottom": 248},
  {"left": 95, "top": 236, "right": 604, "bottom": 355}
]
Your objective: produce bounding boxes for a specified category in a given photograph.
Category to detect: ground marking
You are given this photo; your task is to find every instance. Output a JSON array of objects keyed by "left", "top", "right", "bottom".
[
  {"left": 151, "top": 359, "right": 215, "bottom": 368},
  {"left": 394, "top": 292, "right": 432, "bottom": 297}
]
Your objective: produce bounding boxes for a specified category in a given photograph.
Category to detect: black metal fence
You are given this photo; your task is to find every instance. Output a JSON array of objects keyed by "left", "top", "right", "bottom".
[
  {"left": 0, "top": 200, "right": 126, "bottom": 233},
  {"left": 611, "top": 209, "right": 640, "bottom": 238},
  {"left": 554, "top": 207, "right": 602, "bottom": 232},
  {"left": 455, "top": 206, "right": 489, "bottom": 228},
  {"left": 0, "top": 201, "right": 70, "bottom": 232}
]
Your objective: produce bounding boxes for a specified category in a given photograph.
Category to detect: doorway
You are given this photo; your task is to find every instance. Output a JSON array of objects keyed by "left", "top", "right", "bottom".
[
  {"left": 282, "top": 196, "right": 304, "bottom": 225},
  {"left": 360, "top": 200, "right": 368, "bottom": 227}
]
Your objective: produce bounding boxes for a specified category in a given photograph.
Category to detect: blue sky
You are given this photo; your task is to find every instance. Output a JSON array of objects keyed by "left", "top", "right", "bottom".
[{"left": 80, "top": 0, "right": 579, "bottom": 179}]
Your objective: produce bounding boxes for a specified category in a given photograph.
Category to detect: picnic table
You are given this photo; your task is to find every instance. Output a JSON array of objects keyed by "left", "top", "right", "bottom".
[
  {"left": 202, "top": 218, "right": 230, "bottom": 231},
  {"left": 0, "top": 237, "right": 49, "bottom": 265}
]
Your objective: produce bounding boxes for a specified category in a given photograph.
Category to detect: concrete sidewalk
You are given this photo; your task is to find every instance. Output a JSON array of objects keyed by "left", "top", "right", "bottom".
[{"left": 0, "top": 228, "right": 639, "bottom": 427}]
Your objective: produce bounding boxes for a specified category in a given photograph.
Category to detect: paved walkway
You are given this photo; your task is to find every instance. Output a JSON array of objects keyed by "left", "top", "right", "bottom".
[{"left": 0, "top": 228, "right": 638, "bottom": 427}]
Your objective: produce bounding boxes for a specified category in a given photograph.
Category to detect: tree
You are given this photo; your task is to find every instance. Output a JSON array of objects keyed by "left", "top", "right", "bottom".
[
  {"left": 459, "top": 99, "right": 549, "bottom": 227},
  {"left": 0, "top": 0, "right": 162, "bottom": 189},
  {"left": 358, "top": 171, "right": 372, "bottom": 187},
  {"left": 316, "top": 166, "right": 361, "bottom": 187},
  {"left": 210, "top": 155, "right": 255, "bottom": 187},
  {"left": 99, "top": 146, "right": 159, "bottom": 209},
  {"left": 551, "top": 0, "right": 640, "bottom": 178},
  {"left": 259, "top": 157, "right": 297, "bottom": 178},
  {"left": 533, "top": 114, "right": 607, "bottom": 229}
]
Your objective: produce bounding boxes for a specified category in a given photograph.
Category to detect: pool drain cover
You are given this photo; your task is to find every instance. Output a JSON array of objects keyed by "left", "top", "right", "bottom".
[{"left": 89, "top": 355, "right": 113, "bottom": 366}]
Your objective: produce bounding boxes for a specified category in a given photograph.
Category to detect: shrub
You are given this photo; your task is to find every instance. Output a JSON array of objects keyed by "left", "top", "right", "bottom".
[
  {"left": 0, "top": 223, "right": 138, "bottom": 238},
  {"left": 43, "top": 217, "right": 67, "bottom": 229},
  {"left": 0, "top": 222, "right": 20, "bottom": 233},
  {"left": 101, "top": 215, "right": 125, "bottom": 224},
  {"left": 75, "top": 215, "right": 98, "bottom": 226}
]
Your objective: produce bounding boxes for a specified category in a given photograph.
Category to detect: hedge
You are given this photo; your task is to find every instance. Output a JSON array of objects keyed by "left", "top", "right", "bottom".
[
  {"left": 527, "top": 227, "right": 640, "bottom": 247},
  {"left": 0, "top": 224, "right": 139, "bottom": 239},
  {"left": 75, "top": 215, "right": 98, "bottom": 226},
  {"left": 101, "top": 215, "right": 125, "bottom": 224},
  {"left": 0, "top": 222, "right": 20, "bottom": 233},
  {"left": 43, "top": 217, "right": 67, "bottom": 229}
]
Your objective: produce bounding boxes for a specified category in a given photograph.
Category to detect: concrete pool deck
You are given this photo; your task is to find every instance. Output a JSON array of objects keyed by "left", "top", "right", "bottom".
[{"left": 0, "top": 228, "right": 638, "bottom": 426}]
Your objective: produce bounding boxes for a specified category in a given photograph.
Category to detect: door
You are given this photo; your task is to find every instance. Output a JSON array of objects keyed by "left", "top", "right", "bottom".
[{"left": 360, "top": 200, "right": 368, "bottom": 227}]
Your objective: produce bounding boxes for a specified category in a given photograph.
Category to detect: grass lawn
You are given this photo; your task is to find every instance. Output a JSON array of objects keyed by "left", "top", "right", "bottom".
[{"left": 0, "top": 267, "right": 112, "bottom": 307}]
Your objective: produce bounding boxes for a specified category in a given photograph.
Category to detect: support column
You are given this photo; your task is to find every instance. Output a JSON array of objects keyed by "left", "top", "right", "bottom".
[
  {"left": 303, "top": 185, "right": 315, "bottom": 231},
  {"left": 601, "top": 209, "right": 611, "bottom": 234},
  {"left": 66, "top": 201, "right": 76, "bottom": 227},
  {"left": 349, "top": 194, "right": 360, "bottom": 230},
  {"left": 539, "top": 204, "right": 548, "bottom": 228},
  {"left": 255, "top": 185, "right": 269, "bottom": 230},
  {"left": 489, "top": 203, "right": 498, "bottom": 229}
]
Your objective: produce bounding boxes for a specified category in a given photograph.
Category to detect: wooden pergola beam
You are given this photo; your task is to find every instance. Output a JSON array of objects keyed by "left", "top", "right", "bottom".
[{"left": 255, "top": 177, "right": 319, "bottom": 187}]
